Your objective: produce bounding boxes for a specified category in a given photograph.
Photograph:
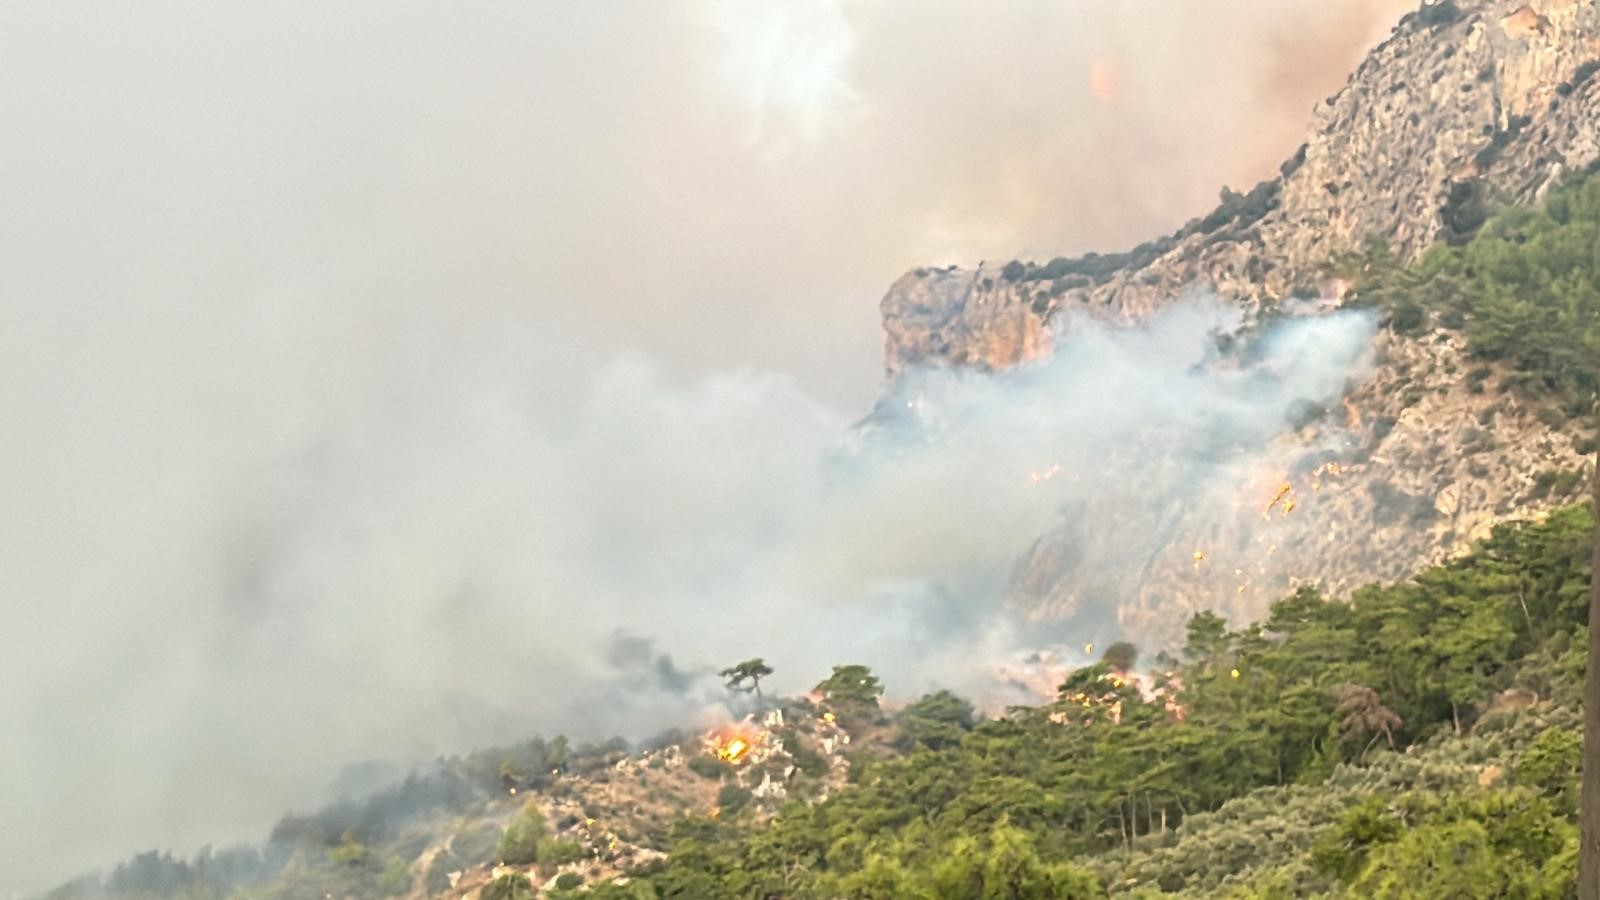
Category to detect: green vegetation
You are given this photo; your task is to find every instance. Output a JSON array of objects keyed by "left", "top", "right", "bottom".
[
  {"left": 719, "top": 658, "right": 775, "bottom": 700},
  {"left": 538, "top": 838, "right": 585, "bottom": 868},
  {"left": 47, "top": 170, "right": 1600, "bottom": 900},
  {"left": 587, "top": 505, "right": 1593, "bottom": 898},
  {"left": 813, "top": 664, "right": 885, "bottom": 729},
  {"left": 1330, "top": 167, "right": 1600, "bottom": 419},
  {"left": 1000, "top": 177, "right": 1283, "bottom": 292},
  {"left": 894, "top": 689, "right": 976, "bottom": 752},
  {"left": 482, "top": 872, "right": 536, "bottom": 900},
  {"left": 42, "top": 504, "right": 1596, "bottom": 898},
  {"left": 498, "top": 801, "right": 551, "bottom": 865}
]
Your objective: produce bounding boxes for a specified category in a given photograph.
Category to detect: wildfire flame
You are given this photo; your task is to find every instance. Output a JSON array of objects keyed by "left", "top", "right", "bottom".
[
  {"left": 716, "top": 736, "right": 751, "bottom": 763},
  {"left": 705, "top": 719, "right": 766, "bottom": 765},
  {"left": 1343, "top": 397, "right": 1361, "bottom": 430},
  {"left": 1264, "top": 481, "right": 1293, "bottom": 517},
  {"left": 1028, "top": 462, "right": 1063, "bottom": 484}
]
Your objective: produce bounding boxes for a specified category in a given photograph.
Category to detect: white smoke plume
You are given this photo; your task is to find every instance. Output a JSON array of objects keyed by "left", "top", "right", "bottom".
[
  {"left": 4, "top": 293, "right": 1375, "bottom": 894},
  {"left": 0, "top": 1, "right": 1416, "bottom": 893}
]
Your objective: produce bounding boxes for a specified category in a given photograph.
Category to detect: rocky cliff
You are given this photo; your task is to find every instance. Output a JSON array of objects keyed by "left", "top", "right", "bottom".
[{"left": 880, "top": 0, "right": 1600, "bottom": 638}]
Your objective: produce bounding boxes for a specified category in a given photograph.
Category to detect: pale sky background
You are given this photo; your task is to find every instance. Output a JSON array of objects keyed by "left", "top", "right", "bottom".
[{"left": 1, "top": 1, "right": 1414, "bottom": 894}]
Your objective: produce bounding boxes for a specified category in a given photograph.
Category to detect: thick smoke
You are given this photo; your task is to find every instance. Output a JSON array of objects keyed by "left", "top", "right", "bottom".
[
  {"left": 1, "top": 1, "right": 1415, "bottom": 894},
  {"left": 2, "top": 294, "right": 1374, "bottom": 895}
]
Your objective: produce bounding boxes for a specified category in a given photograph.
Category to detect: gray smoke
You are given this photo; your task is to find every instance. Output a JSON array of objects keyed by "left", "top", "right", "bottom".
[
  {"left": 1, "top": 1, "right": 1413, "bottom": 894},
  {"left": 5, "top": 292, "right": 1375, "bottom": 895}
]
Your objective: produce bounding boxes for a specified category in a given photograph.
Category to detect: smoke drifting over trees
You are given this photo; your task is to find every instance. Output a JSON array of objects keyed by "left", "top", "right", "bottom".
[
  {"left": 3, "top": 287, "right": 1375, "bottom": 894},
  {"left": 1, "top": 1, "right": 1412, "bottom": 893}
]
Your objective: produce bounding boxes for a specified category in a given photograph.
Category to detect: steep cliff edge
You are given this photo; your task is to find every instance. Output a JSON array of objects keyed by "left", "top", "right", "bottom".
[
  {"left": 885, "top": 0, "right": 1600, "bottom": 374},
  {"left": 881, "top": 0, "right": 1600, "bottom": 637}
]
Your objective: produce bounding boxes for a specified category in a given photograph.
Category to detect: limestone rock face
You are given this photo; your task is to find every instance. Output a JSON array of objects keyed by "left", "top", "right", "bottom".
[
  {"left": 881, "top": 0, "right": 1600, "bottom": 375},
  {"left": 876, "top": 0, "right": 1600, "bottom": 638},
  {"left": 1007, "top": 329, "right": 1589, "bottom": 641},
  {"left": 880, "top": 265, "right": 1053, "bottom": 374}
]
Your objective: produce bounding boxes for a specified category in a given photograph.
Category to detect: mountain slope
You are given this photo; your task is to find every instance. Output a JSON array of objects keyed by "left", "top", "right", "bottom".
[{"left": 881, "top": 0, "right": 1600, "bottom": 637}]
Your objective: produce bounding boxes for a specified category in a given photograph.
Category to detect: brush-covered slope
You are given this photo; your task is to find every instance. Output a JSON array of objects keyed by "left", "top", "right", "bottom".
[{"left": 57, "top": 504, "right": 1590, "bottom": 898}]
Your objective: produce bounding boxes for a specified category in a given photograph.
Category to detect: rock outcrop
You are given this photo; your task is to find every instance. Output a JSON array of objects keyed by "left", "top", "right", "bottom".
[
  {"left": 878, "top": 0, "right": 1600, "bottom": 639},
  {"left": 883, "top": 0, "right": 1600, "bottom": 375}
]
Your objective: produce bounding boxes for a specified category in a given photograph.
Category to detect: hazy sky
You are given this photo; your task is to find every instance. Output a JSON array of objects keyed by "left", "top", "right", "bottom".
[{"left": 1, "top": 1, "right": 1412, "bottom": 894}]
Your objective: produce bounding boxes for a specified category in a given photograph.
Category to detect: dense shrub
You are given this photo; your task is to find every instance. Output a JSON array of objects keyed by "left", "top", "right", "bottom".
[{"left": 498, "top": 802, "right": 551, "bottom": 865}]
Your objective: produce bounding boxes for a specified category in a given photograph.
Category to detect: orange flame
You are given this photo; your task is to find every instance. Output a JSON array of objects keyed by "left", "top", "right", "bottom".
[
  {"left": 1264, "top": 481, "right": 1292, "bottom": 517},
  {"left": 716, "top": 736, "right": 751, "bottom": 763},
  {"left": 706, "top": 720, "right": 765, "bottom": 765},
  {"left": 1343, "top": 397, "right": 1361, "bottom": 430}
]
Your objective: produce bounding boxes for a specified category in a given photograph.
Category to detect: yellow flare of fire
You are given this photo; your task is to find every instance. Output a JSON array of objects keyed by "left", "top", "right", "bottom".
[
  {"left": 715, "top": 736, "right": 751, "bottom": 763},
  {"left": 1084, "top": 642, "right": 1094, "bottom": 655},
  {"left": 1343, "top": 397, "right": 1361, "bottom": 430},
  {"left": 1230, "top": 668, "right": 1241, "bottom": 679},
  {"left": 1264, "top": 482, "right": 1292, "bottom": 515}
]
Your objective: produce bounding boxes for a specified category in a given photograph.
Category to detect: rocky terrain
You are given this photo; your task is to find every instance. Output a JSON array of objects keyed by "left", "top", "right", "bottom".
[
  {"left": 416, "top": 705, "right": 857, "bottom": 899},
  {"left": 879, "top": 0, "right": 1600, "bottom": 638}
]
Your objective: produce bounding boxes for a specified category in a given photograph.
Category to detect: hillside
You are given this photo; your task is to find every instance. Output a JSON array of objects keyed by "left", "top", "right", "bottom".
[
  {"left": 881, "top": 0, "right": 1600, "bottom": 639},
  {"left": 48, "top": 503, "right": 1594, "bottom": 898},
  {"left": 37, "top": 0, "right": 1600, "bottom": 897},
  {"left": 50, "top": 108, "right": 1600, "bottom": 900}
]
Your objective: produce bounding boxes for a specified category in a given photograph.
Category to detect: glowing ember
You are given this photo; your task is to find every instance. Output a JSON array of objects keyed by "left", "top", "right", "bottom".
[
  {"left": 1028, "top": 462, "right": 1063, "bottom": 484},
  {"left": 1264, "top": 481, "right": 1293, "bottom": 517},
  {"left": 716, "top": 736, "right": 750, "bottom": 763},
  {"left": 1343, "top": 397, "right": 1361, "bottom": 430}
]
